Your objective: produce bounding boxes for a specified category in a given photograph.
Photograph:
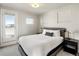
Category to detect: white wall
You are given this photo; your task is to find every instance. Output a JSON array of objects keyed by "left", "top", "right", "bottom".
[
  {"left": 18, "top": 11, "right": 39, "bottom": 36},
  {"left": 40, "top": 5, "right": 79, "bottom": 33},
  {"left": 58, "top": 5, "right": 79, "bottom": 32},
  {"left": 0, "top": 7, "right": 40, "bottom": 39},
  {"left": 40, "top": 9, "right": 58, "bottom": 28}
]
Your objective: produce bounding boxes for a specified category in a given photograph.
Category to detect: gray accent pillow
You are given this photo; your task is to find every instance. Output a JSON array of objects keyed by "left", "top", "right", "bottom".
[{"left": 45, "top": 32, "right": 53, "bottom": 36}]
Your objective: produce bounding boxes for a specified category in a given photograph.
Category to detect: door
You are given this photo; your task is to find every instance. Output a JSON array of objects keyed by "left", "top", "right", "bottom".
[{"left": 1, "top": 9, "right": 18, "bottom": 45}]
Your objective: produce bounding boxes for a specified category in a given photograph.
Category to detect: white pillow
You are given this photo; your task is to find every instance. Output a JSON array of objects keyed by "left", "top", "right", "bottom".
[
  {"left": 42, "top": 29, "right": 60, "bottom": 37},
  {"left": 42, "top": 29, "right": 47, "bottom": 34},
  {"left": 52, "top": 30, "right": 60, "bottom": 37}
]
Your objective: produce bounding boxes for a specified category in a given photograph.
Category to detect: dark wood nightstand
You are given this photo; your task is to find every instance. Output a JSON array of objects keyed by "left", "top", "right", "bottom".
[
  {"left": 36, "top": 32, "right": 42, "bottom": 34},
  {"left": 64, "top": 38, "right": 78, "bottom": 56},
  {"left": 36, "top": 33, "right": 41, "bottom": 34}
]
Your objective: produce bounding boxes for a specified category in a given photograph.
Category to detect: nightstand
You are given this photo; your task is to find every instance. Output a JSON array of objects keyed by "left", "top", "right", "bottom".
[
  {"left": 36, "top": 33, "right": 41, "bottom": 34},
  {"left": 64, "top": 38, "right": 78, "bottom": 55},
  {"left": 36, "top": 32, "right": 42, "bottom": 34}
]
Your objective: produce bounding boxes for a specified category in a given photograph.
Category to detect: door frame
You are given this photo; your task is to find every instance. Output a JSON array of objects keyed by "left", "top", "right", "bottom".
[{"left": 0, "top": 8, "right": 18, "bottom": 45}]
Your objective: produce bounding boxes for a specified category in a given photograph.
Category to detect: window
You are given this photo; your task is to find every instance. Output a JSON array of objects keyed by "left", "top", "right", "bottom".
[
  {"left": 4, "top": 14, "right": 15, "bottom": 38},
  {"left": 26, "top": 17, "right": 34, "bottom": 24}
]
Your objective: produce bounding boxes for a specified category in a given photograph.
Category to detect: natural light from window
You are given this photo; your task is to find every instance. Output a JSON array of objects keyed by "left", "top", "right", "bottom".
[
  {"left": 4, "top": 14, "right": 15, "bottom": 38},
  {"left": 26, "top": 17, "right": 34, "bottom": 24}
]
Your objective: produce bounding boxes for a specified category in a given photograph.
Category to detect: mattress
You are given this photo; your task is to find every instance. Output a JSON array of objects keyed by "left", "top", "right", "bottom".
[{"left": 18, "top": 34, "right": 63, "bottom": 56}]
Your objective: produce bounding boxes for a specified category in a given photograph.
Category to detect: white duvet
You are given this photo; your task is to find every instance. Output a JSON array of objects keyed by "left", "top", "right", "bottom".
[{"left": 19, "top": 34, "right": 63, "bottom": 56}]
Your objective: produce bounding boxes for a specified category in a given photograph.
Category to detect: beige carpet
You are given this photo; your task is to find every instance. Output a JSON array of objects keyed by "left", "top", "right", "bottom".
[
  {"left": 0, "top": 44, "right": 74, "bottom": 56},
  {"left": 0, "top": 44, "right": 21, "bottom": 56},
  {"left": 56, "top": 49, "right": 74, "bottom": 56}
]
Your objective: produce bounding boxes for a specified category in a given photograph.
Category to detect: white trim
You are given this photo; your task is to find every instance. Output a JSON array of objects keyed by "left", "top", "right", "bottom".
[
  {"left": 0, "top": 8, "right": 1, "bottom": 45},
  {"left": 0, "top": 8, "right": 18, "bottom": 45}
]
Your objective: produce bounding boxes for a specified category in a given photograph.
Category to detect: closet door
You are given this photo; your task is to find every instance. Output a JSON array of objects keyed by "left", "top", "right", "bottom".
[{"left": 1, "top": 9, "right": 18, "bottom": 45}]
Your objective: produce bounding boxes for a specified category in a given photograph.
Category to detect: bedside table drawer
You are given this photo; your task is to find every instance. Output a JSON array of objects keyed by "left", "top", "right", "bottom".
[
  {"left": 64, "top": 46, "right": 77, "bottom": 55},
  {"left": 64, "top": 40, "right": 77, "bottom": 46}
]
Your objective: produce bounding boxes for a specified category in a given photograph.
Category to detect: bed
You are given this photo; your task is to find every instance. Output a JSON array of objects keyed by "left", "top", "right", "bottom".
[{"left": 18, "top": 27, "right": 66, "bottom": 56}]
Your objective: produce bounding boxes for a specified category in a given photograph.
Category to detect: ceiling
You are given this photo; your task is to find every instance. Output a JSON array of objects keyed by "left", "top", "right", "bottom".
[{"left": 0, "top": 3, "right": 70, "bottom": 15}]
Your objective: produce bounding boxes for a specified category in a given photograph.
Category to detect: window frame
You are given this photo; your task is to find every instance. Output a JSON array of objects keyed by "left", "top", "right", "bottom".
[{"left": 26, "top": 16, "right": 34, "bottom": 25}]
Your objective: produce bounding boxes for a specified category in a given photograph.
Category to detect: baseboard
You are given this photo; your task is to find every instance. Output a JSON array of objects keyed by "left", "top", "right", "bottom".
[{"left": 0, "top": 40, "right": 17, "bottom": 48}]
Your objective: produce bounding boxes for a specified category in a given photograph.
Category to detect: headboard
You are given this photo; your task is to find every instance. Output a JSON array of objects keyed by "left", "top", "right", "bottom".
[{"left": 42, "top": 27, "right": 66, "bottom": 39}]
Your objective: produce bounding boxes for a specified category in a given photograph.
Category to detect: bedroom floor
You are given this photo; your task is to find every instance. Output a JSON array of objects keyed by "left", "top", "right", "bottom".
[{"left": 0, "top": 44, "right": 74, "bottom": 56}]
